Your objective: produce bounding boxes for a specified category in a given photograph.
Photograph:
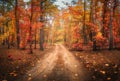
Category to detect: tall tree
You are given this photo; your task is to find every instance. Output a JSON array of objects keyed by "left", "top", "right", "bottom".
[
  {"left": 102, "top": 0, "right": 108, "bottom": 37},
  {"left": 89, "top": 0, "right": 93, "bottom": 41},
  {"left": 15, "top": 0, "right": 20, "bottom": 49},
  {"left": 83, "top": 0, "right": 87, "bottom": 44},
  {"left": 28, "top": 0, "right": 33, "bottom": 53},
  {"left": 92, "top": 0, "right": 97, "bottom": 51},
  {"left": 108, "top": 0, "right": 115, "bottom": 50},
  {"left": 40, "top": 0, "right": 44, "bottom": 51}
]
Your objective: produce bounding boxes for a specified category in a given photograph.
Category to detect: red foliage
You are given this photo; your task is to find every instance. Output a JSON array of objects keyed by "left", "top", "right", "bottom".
[
  {"left": 71, "top": 41, "right": 83, "bottom": 51},
  {"left": 114, "top": 37, "right": 120, "bottom": 48}
]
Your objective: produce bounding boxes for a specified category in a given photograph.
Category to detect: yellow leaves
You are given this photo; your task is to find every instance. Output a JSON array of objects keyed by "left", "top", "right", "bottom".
[
  {"left": 69, "top": 6, "right": 83, "bottom": 20},
  {"left": 69, "top": 5, "right": 82, "bottom": 16},
  {"left": 96, "top": 32, "right": 102, "bottom": 38},
  {"left": 0, "top": 21, "right": 15, "bottom": 43},
  {"left": 62, "top": 12, "right": 71, "bottom": 19}
]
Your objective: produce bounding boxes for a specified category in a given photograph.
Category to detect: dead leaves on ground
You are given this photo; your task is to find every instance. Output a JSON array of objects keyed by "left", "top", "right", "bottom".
[
  {"left": 9, "top": 71, "right": 17, "bottom": 77},
  {"left": 74, "top": 51, "right": 120, "bottom": 81}
]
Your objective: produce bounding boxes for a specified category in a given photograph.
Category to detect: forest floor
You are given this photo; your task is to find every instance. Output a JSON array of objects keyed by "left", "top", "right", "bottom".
[{"left": 0, "top": 44, "right": 120, "bottom": 81}]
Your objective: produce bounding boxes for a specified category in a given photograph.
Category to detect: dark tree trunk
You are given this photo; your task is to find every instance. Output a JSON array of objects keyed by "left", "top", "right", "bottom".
[
  {"left": 109, "top": 14, "right": 113, "bottom": 50},
  {"left": 15, "top": 0, "right": 20, "bottom": 49},
  {"left": 2, "top": 0, "right": 6, "bottom": 45},
  {"left": 102, "top": 0, "right": 108, "bottom": 37},
  {"left": 89, "top": 0, "right": 93, "bottom": 41},
  {"left": 28, "top": 0, "right": 33, "bottom": 54},
  {"left": 92, "top": 0, "right": 97, "bottom": 51},
  {"left": 40, "top": 1, "right": 44, "bottom": 51},
  {"left": 109, "top": 0, "right": 114, "bottom": 50},
  {"left": 34, "top": 29, "right": 37, "bottom": 49},
  {"left": 6, "top": 20, "right": 11, "bottom": 49},
  {"left": 83, "top": 0, "right": 87, "bottom": 44},
  {"left": 40, "top": 28, "right": 44, "bottom": 51}
]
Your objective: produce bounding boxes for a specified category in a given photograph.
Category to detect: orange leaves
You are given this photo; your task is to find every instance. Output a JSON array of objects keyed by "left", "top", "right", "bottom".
[
  {"left": 95, "top": 32, "right": 106, "bottom": 44},
  {"left": 69, "top": 6, "right": 82, "bottom": 16},
  {"left": 62, "top": 12, "right": 71, "bottom": 20},
  {"left": 68, "top": 6, "right": 83, "bottom": 21},
  {"left": 86, "top": 22, "right": 99, "bottom": 32},
  {"left": 19, "top": 17, "right": 30, "bottom": 28},
  {"left": 32, "top": 22, "right": 43, "bottom": 30},
  {"left": 33, "top": 6, "right": 41, "bottom": 12},
  {"left": 95, "top": 32, "right": 107, "bottom": 47},
  {"left": 0, "top": 16, "right": 6, "bottom": 23},
  {"left": 17, "top": 6, "right": 26, "bottom": 16},
  {"left": 95, "top": 32, "right": 103, "bottom": 40},
  {"left": 72, "top": 25, "right": 80, "bottom": 39},
  {"left": 71, "top": 42, "right": 83, "bottom": 51},
  {"left": 37, "top": 22, "right": 43, "bottom": 28}
]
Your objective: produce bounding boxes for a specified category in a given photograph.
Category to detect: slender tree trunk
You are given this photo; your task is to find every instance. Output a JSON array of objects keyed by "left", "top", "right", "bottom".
[
  {"left": 83, "top": 0, "right": 87, "bottom": 44},
  {"left": 92, "top": 0, "right": 97, "bottom": 51},
  {"left": 40, "top": 1, "right": 44, "bottom": 51},
  {"left": 6, "top": 20, "right": 10, "bottom": 49},
  {"left": 89, "top": 0, "right": 93, "bottom": 41},
  {"left": 40, "top": 28, "right": 44, "bottom": 50},
  {"left": 34, "top": 29, "right": 37, "bottom": 49},
  {"left": 29, "top": 0, "right": 33, "bottom": 54},
  {"left": 102, "top": 0, "right": 108, "bottom": 37},
  {"left": 109, "top": 0, "right": 114, "bottom": 50},
  {"left": 109, "top": 12, "right": 113, "bottom": 50},
  {"left": 15, "top": 0, "right": 20, "bottom": 49},
  {"left": 2, "top": 0, "right": 6, "bottom": 45}
]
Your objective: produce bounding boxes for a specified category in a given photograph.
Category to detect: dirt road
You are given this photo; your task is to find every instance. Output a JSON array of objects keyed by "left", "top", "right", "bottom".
[{"left": 17, "top": 44, "right": 89, "bottom": 81}]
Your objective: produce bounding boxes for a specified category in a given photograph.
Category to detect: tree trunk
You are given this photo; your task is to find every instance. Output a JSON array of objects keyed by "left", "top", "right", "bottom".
[
  {"left": 15, "top": 0, "right": 20, "bottom": 49},
  {"left": 40, "top": 28, "right": 44, "bottom": 51},
  {"left": 2, "top": 0, "right": 6, "bottom": 45},
  {"left": 109, "top": 0, "right": 114, "bottom": 50},
  {"left": 109, "top": 13, "right": 113, "bottom": 50},
  {"left": 102, "top": 0, "right": 108, "bottom": 37},
  {"left": 89, "top": 0, "right": 93, "bottom": 41},
  {"left": 83, "top": 0, "right": 87, "bottom": 44},
  {"left": 28, "top": 0, "right": 33, "bottom": 54},
  {"left": 40, "top": 1, "right": 44, "bottom": 51},
  {"left": 6, "top": 20, "right": 10, "bottom": 49},
  {"left": 34, "top": 29, "right": 37, "bottom": 49},
  {"left": 92, "top": 0, "right": 97, "bottom": 51}
]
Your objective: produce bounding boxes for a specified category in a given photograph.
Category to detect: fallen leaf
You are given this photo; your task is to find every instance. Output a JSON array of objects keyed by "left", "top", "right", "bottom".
[
  {"left": 75, "top": 74, "right": 78, "bottom": 77},
  {"left": 100, "top": 70, "right": 106, "bottom": 74},
  {"left": 28, "top": 77, "right": 32, "bottom": 81},
  {"left": 2, "top": 80, "right": 7, "bottom": 81},
  {"left": 105, "top": 64, "right": 109, "bottom": 67},
  {"left": 74, "top": 65, "right": 78, "bottom": 68},
  {"left": 28, "top": 74, "right": 31, "bottom": 76},
  {"left": 107, "top": 77, "right": 111, "bottom": 80},
  {"left": 43, "top": 74, "right": 47, "bottom": 78}
]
